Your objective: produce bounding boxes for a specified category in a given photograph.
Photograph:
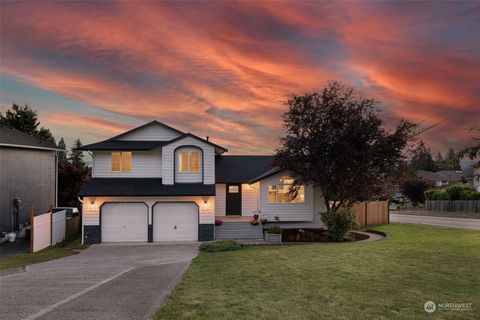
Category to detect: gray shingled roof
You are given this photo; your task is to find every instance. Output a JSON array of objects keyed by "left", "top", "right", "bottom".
[
  {"left": 76, "top": 140, "right": 167, "bottom": 151},
  {"left": 416, "top": 170, "right": 463, "bottom": 182},
  {"left": 215, "top": 155, "right": 273, "bottom": 183},
  {"left": 78, "top": 120, "right": 227, "bottom": 153},
  {"left": 0, "top": 126, "right": 60, "bottom": 150},
  {"left": 79, "top": 178, "right": 215, "bottom": 196}
]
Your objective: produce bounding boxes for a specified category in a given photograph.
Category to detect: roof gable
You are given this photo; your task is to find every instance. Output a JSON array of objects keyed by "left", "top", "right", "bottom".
[
  {"left": 110, "top": 120, "right": 184, "bottom": 141},
  {"left": 165, "top": 133, "right": 227, "bottom": 154}
]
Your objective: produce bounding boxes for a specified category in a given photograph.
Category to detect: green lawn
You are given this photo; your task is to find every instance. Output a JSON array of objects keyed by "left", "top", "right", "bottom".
[
  {"left": 156, "top": 224, "right": 479, "bottom": 320},
  {"left": 0, "top": 237, "right": 88, "bottom": 270}
]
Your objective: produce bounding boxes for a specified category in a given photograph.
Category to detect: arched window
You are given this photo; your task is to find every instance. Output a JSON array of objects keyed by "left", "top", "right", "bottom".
[{"left": 268, "top": 176, "right": 305, "bottom": 203}]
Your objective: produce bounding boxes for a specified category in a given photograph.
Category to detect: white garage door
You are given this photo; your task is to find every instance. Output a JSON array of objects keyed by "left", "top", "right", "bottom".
[
  {"left": 153, "top": 202, "right": 198, "bottom": 241},
  {"left": 102, "top": 203, "right": 148, "bottom": 242}
]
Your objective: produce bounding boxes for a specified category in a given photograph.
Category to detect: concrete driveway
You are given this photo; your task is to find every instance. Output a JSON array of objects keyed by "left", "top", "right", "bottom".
[
  {"left": 0, "top": 243, "right": 199, "bottom": 320},
  {"left": 390, "top": 213, "right": 480, "bottom": 230}
]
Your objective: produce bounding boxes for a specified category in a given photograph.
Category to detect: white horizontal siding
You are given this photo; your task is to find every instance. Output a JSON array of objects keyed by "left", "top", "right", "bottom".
[
  {"left": 258, "top": 172, "right": 313, "bottom": 222},
  {"left": 242, "top": 183, "right": 259, "bottom": 216},
  {"left": 162, "top": 137, "right": 215, "bottom": 185},
  {"left": 215, "top": 184, "right": 226, "bottom": 216},
  {"left": 276, "top": 187, "right": 326, "bottom": 228},
  {"left": 92, "top": 150, "right": 162, "bottom": 178},
  {"left": 118, "top": 124, "right": 182, "bottom": 141},
  {"left": 174, "top": 147, "right": 202, "bottom": 183},
  {"left": 82, "top": 195, "right": 215, "bottom": 226}
]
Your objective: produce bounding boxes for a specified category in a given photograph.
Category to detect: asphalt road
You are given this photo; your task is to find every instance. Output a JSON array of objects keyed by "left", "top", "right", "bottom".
[
  {"left": 0, "top": 243, "right": 199, "bottom": 320},
  {"left": 390, "top": 213, "right": 480, "bottom": 230}
]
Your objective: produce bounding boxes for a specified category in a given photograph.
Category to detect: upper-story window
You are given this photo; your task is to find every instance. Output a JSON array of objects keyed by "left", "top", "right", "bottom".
[
  {"left": 268, "top": 176, "right": 304, "bottom": 203},
  {"left": 178, "top": 150, "right": 200, "bottom": 173},
  {"left": 111, "top": 152, "right": 132, "bottom": 172}
]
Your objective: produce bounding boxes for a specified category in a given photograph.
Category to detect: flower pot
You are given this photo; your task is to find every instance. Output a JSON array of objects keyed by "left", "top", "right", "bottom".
[
  {"left": 8, "top": 232, "right": 17, "bottom": 242},
  {"left": 265, "top": 233, "right": 282, "bottom": 244}
]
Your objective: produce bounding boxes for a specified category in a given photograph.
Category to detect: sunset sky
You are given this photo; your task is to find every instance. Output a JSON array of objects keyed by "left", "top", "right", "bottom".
[{"left": 1, "top": 1, "right": 479, "bottom": 155}]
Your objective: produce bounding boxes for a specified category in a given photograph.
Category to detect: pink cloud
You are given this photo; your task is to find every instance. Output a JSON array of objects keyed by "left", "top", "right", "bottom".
[{"left": 1, "top": 1, "right": 478, "bottom": 154}]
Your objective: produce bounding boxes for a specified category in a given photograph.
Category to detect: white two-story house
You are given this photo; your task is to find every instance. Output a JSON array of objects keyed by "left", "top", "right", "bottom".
[{"left": 78, "top": 120, "right": 326, "bottom": 244}]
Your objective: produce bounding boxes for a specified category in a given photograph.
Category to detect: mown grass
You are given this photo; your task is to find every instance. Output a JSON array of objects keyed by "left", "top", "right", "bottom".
[
  {"left": 156, "top": 224, "right": 479, "bottom": 320},
  {"left": 0, "top": 236, "right": 88, "bottom": 270}
]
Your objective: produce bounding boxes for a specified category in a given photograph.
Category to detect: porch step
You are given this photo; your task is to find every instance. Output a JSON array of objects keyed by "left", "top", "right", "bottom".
[{"left": 215, "top": 221, "right": 264, "bottom": 240}]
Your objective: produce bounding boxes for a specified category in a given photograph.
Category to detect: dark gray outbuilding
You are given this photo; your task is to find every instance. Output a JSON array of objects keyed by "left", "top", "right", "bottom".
[{"left": 0, "top": 126, "right": 61, "bottom": 233}]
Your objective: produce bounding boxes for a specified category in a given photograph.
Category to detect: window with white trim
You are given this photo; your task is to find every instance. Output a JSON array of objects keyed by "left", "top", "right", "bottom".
[
  {"left": 178, "top": 150, "right": 201, "bottom": 173},
  {"left": 111, "top": 152, "right": 132, "bottom": 172},
  {"left": 268, "top": 176, "right": 304, "bottom": 203}
]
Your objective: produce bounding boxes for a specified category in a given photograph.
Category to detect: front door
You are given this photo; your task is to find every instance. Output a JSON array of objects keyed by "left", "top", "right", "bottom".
[{"left": 226, "top": 184, "right": 242, "bottom": 215}]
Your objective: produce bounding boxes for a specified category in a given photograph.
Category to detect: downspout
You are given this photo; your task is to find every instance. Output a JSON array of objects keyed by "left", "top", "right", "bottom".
[
  {"left": 78, "top": 197, "right": 84, "bottom": 245},
  {"left": 55, "top": 151, "right": 58, "bottom": 207}
]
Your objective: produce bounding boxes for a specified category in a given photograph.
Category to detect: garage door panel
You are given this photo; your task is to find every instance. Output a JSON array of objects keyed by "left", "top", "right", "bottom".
[
  {"left": 101, "top": 203, "right": 148, "bottom": 242},
  {"left": 153, "top": 203, "right": 198, "bottom": 241}
]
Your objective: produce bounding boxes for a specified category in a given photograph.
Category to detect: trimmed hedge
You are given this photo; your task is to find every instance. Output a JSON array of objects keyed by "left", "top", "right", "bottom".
[
  {"left": 425, "top": 185, "right": 480, "bottom": 201},
  {"left": 199, "top": 240, "right": 241, "bottom": 252}
]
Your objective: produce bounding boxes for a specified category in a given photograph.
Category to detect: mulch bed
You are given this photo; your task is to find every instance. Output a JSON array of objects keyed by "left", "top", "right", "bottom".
[{"left": 281, "top": 228, "right": 369, "bottom": 243}]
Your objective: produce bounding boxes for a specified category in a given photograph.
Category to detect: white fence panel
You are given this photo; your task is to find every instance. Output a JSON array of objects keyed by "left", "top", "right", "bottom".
[
  {"left": 52, "top": 210, "right": 66, "bottom": 245},
  {"left": 32, "top": 212, "right": 51, "bottom": 253}
]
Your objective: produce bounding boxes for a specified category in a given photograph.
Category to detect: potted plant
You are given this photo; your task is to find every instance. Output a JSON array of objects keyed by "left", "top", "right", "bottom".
[
  {"left": 250, "top": 214, "right": 260, "bottom": 225},
  {"left": 260, "top": 213, "right": 268, "bottom": 225},
  {"left": 264, "top": 215, "right": 282, "bottom": 244},
  {"left": 7, "top": 232, "right": 17, "bottom": 242}
]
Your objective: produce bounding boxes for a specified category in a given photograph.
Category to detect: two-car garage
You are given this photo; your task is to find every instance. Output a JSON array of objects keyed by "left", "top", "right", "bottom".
[{"left": 100, "top": 202, "right": 198, "bottom": 242}]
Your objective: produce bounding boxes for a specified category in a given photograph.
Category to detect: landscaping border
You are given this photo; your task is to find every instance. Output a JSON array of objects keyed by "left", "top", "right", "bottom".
[{"left": 239, "top": 230, "right": 386, "bottom": 247}]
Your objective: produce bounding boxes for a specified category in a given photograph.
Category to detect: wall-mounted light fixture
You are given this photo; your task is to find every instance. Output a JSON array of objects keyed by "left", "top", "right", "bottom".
[
  {"left": 89, "top": 201, "right": 95, "bottom": 211},
  {"left": 202, "top": 196, "right": 209, "bottom": 210}
]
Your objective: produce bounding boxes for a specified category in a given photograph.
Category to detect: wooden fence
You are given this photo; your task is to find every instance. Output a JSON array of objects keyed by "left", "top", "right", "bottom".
[
  {"left": 426, "top": 200, "right": 480, "bottom": 213},
  {"left": 351, "top": 201, "right": 389, "bottom": 227}
]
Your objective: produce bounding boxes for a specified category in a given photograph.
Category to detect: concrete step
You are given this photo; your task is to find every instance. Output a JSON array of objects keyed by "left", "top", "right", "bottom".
[{"left": 215, "top": 222, "right": 264, "bottom": 240}]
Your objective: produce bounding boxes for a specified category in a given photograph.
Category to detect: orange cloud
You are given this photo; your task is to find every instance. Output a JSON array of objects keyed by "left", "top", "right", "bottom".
[{"left": 0, "top": 1, "right": 478, "bottom": 154}]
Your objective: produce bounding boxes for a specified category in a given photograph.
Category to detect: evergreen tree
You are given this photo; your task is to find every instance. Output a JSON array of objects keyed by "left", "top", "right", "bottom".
[
  {"left": 410, "top": 141, "right": 437, "bottom": 172},
  {"left": 444, "top": 148, "right": 461, "bottom": 170},
  {"left": 435, "top": 151, "right": 446, "bottom": 170},
  {"left": 58, "top": 137, "right": 68, "bottom": 163},
  {"left": 0, "top": 103, "right": 56, "bottom": 144},
  {"left": 70, "top": 139, "right": 85, "bottom": 167}
]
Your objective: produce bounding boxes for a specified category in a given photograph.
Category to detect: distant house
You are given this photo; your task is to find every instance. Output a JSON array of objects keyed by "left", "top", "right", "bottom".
[
  {"left": 0, "top": 126, "right": 61, "bottom": 233},
  {"left": 416, "top": 170, "right": 463, "bottom": 187},
  {"left": 474, "top": 164, "right": 480, "bottom": 192}
]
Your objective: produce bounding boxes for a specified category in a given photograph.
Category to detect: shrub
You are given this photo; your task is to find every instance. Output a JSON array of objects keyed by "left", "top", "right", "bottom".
[
  {"left": 445, "top": 185, "right": 466, "bottom": 201},
  {"left": 320, "top": 209, "right": 358, "bottom": 242},
  {"left": 265, "top": 225, "right": 282, "bottom": 234},
  {"left": 400, "top": 178, "right": 432, "bottom": 205},
  {"left": 462, "top": 190, "right": 480, "bottom": 200},
  {"left": 199, "top": 240, "right": 241, "bottom": 252},
  {"left": 424, "top": 189, "right": 436, "bottom": 201},
  {"left": 424, "top": 185, "right": 480, "bottom": 201}
]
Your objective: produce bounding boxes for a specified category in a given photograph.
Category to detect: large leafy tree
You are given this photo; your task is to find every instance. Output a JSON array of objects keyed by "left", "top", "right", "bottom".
[
  {"left": 0, "top": 103, "right": 56, "bottom": 144},
  {"left": 410, "top": 140, "right": 437, "bottom": 172},
  {"left": 58, "top": 162, "right": 91, "bottom": 208},
  {"left": 273, "top": 81, "right": 416, "bottom": 211}
]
